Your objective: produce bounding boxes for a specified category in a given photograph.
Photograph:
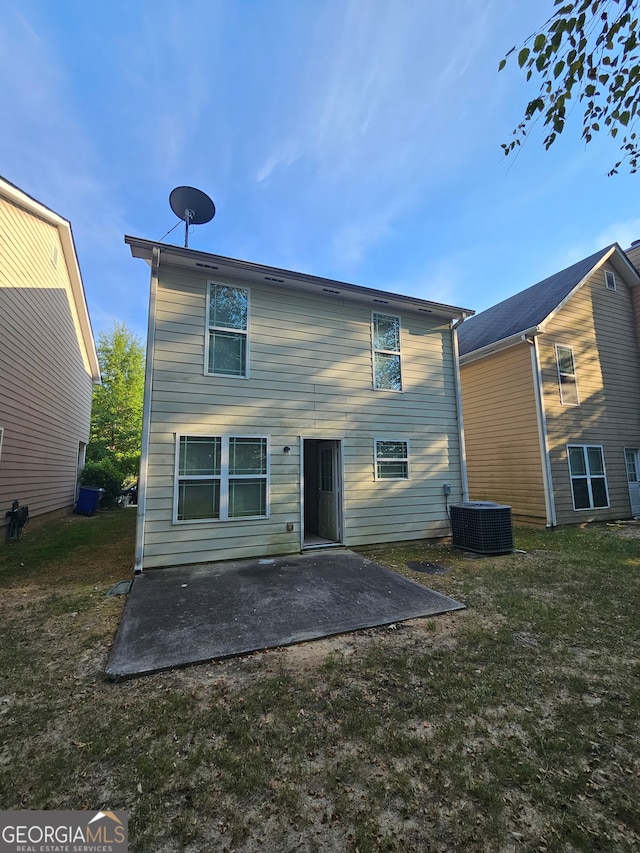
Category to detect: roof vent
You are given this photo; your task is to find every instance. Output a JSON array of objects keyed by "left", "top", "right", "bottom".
[{"left": 631, "top": 239, "right": 640, "bottom": 247}]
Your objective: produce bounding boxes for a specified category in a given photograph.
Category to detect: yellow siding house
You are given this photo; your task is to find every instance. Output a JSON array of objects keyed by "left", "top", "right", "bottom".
[
  {"left": 459, "top": 243, "right": 640, "bottom": 527},
  {"left": 127, "top": 236, "right": 473, "bottom": 571},
  {"left": 0, "top": 177, "right": 100, "bottom": 533}
]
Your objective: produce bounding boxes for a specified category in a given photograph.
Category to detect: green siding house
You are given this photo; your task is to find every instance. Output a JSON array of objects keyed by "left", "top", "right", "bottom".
[{"left": 127, "top": 236, "right": 472, "bottom": 570}]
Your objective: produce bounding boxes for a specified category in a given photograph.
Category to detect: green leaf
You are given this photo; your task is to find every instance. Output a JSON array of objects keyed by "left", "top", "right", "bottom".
[
  {"left": 554, "top": 60, "right": 566, "bottom": 78},
  {"left": 498, "top": 58, "right": 507, "bottom": 72},
  {"left": 534, "top": 33, "right": 547, "bottom": 52},
  {"left": 518, "top": 47, "right": 530, "bottom": 67}
]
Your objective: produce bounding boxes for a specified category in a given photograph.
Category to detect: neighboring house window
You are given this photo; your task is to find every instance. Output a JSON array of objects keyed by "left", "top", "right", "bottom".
[
  {"left": 176, "top": 435, "right": 268, "bottom": 521},
  {"left": 373, "top": 313, "right": 402, "bottom": 391},
  {"left": 555, "top": 344, "right": 579, "bottom": 406},
  {"left": 567, "top": 445, "right": 609, "bottom": 510},
  {"left": 207, "top": 283, "right": 249, "bottom": 377},
  {"left": 625, "top": 448, "right": 638, "bottom": 483},
  {"left": 605, "top": 270, "right": 616, "bottom": 291},
  {"left": 375, "top": 439, "right": 409, "bottom": 479}
]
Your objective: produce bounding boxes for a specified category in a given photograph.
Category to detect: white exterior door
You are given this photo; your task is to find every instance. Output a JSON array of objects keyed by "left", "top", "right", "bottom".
[
  {"left": 625, "top": 449, "right": 640, "bottom": 517},
  {"left": 317, "top": 441, "right": 340, "bottom": 541}
]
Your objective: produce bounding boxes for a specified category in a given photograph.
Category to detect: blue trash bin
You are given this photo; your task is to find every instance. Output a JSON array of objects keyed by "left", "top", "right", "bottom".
[{"left": 75, "top": 487, "right": 105, "bottom": 516}]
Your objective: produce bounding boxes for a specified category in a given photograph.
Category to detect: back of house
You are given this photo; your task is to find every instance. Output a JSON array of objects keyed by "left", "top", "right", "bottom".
[
  {"left": 458, "top": 242, "right": 640, "bottom": 527},
  {"left": 127, "top": 237, "right": 472, "bottom": 570},
  {"left": 0, "top": 178, "right": 100, "bottom": 535}
]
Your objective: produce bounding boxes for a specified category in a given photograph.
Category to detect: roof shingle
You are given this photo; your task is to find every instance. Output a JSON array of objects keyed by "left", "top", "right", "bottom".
[{"left": 457, "top": 246, "right": 613, "bottom": 357}]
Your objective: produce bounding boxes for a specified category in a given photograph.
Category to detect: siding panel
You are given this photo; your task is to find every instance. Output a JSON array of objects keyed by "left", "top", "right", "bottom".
[
  {"left": 460, "top": 342, "right": 547, "bottom": 525},
  {"left": 541, "top": 265, "right": 640, "bottom": 524},
  {"left": 0, "top": 193, "right": 94, "bottom": 526},
  {"left": 142, "top": 270, "right": 463, "bottom": 566}
]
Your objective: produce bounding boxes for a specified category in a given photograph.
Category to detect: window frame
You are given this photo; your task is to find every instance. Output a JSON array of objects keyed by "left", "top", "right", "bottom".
[
  {"left": 625, "top": 448, "right": 639, "bottom": 483},
  {"left": 372, "top": 312, "right": 403, "bottom": 392},
  {"left": 174, "top": 433, "right": 269, "bottom": 523},
  {"left": 374, "top": 438, "right": 410, "bottom": 481},
  {"left": 204, "top": 281, "right": 250, "bottom": 379},
  {"left": 555, "top": 343, "right": 579, "bottom": 406},
  {"left": 605, "top": 269, "right": 617, "bottom": 291},
  {"left": 567, "top": 444, "right": 610, "bottom": 511}
]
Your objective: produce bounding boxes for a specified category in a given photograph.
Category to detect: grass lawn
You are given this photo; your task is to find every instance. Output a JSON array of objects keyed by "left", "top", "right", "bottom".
[{"left": 0, "top": 511, "right": 639, "bottom": 852}]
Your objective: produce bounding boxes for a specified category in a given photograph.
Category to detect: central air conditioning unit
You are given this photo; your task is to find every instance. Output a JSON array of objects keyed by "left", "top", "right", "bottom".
[{"left": 450, "top": 501, "right": 514, "bottom": 555}]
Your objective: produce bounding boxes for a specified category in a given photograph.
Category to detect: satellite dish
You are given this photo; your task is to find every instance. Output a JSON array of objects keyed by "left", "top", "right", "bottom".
[{"left": 169, "top": 186, "right": 215, "bottom": 248}]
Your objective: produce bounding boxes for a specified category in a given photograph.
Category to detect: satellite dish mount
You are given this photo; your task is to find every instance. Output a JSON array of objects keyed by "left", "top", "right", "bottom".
[{"left": 169, "top": 186, "right": 215, "bottom": 248}]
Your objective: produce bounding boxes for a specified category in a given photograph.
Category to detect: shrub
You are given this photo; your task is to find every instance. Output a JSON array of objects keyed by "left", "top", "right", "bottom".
[{"left": 80, "top": 459, "right": 126, "bottom": 508}]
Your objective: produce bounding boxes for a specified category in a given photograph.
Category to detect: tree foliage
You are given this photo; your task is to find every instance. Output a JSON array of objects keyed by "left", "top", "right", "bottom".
[
  {"left": 500, "top": 0, "right": 640, "bottom": 174},
  {"left": 88, "top": 322, "right": 145, "bottom": 475},
  {"left": 80, "top": 458, "right": 128, "bottom": 507}
]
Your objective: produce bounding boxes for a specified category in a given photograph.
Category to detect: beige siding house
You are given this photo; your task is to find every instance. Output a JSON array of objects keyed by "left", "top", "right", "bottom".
[
  {"left": 0, "top": 178, "right": 100, "bottom": 533},
  {"left": 458, "top": 243, "right": 640, "bottom": 527},
  {"left": 127, "top": 236, "right": 472, "bottom": 570}
]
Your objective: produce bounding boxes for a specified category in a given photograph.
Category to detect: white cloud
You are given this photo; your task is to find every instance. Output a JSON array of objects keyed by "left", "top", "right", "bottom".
[
  {"left": 122, "top": 1, "right": 224, "bottom": 180},
  {"left": 250, "top": 0, "right": 502, "bottom": 268},
  {"left": 595, "top": 218, "right": 640, "bottom": 251}
]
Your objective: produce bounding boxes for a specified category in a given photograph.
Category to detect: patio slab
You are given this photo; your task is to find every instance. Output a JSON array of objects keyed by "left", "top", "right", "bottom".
[{"left": 105, "top": 549, "right": 465, "bottom": 679}]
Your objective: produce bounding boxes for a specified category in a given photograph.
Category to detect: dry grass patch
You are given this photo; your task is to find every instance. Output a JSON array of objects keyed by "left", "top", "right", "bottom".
[{"left": 1, "top": 514, "right": 639, "bottom": 851}]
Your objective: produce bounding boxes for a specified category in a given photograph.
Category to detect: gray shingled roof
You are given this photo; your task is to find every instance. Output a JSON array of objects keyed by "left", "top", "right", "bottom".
[{"left": 457, "top": 246, "right": 613, "bottom": 357}]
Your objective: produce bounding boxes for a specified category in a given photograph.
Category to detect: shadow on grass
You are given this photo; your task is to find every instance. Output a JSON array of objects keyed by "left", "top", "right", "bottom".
[{"left": 0, "top": 517, "right": 639, "bottom": 852}]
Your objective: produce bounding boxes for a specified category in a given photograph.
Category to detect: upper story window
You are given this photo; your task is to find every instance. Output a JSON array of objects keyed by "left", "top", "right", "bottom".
[
  {"left": 605, "top": 270, "right": 617, "bottom": 291},
  {"left": 207, "top": 283, "right": 249, "bottom": 377},
  {"left": 375, "top": 439, "right": 409, "bottom": 479},
  {"left": 555, "top": 344, "right": 579, "bottom": 406},
  {"left": 373, "top": 313, "right": 402, "bottom": 391}
]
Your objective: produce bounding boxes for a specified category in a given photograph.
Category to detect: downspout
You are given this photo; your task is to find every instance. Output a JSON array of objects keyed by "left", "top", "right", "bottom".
[
  {"left": 134, "top": 246, "right": 160, "bottom": 574},
  {"left": 528, "top": 335, "right": 557, "bottom": 527},
  {"left": 451, "top": 315, "right": 469, "bottom": 503}
]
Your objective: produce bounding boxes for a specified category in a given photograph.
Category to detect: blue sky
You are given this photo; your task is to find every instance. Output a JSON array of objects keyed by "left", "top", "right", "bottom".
[{"left": 2, "top": 0, "right": 639, "bottom": 341}]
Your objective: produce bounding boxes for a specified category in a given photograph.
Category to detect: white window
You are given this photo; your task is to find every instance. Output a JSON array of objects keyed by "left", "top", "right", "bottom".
[
  {"left": 625, "top": 448, "right": 638, "bottom": 483},
  {"left": 375, "top": 439, "right": 409, "bottom": 480},
  {"left": 555, "top": 344, "right": 579, "bottom": 406},
  {"left": 206, "top": 283, "right": 249, "bottom": 377},
  {"left": 605, "top": 270, "right": 617, "bottom": 291},
  {"left": 567, "top": 445, "right": 609, "bottom": 510},
  {"left": 372, "top": 313, "right": 402, "bottom": 391},
  {"left": 175, "top": 435, "right": 268, "bottom": 522}
]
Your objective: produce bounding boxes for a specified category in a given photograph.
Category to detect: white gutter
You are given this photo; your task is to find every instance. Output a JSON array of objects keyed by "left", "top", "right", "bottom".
[
  {"left": 134, "top": 245, "right": 160, "bottom": 574},
  {"left": 459, "top": 325, "right": 541, "bottom": 366},
  {"left": 529, "top": 336, "right": 557, "bottom": 527},
  {"left": 451, "top": 316, "right": 469, "bottom": 503}
]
